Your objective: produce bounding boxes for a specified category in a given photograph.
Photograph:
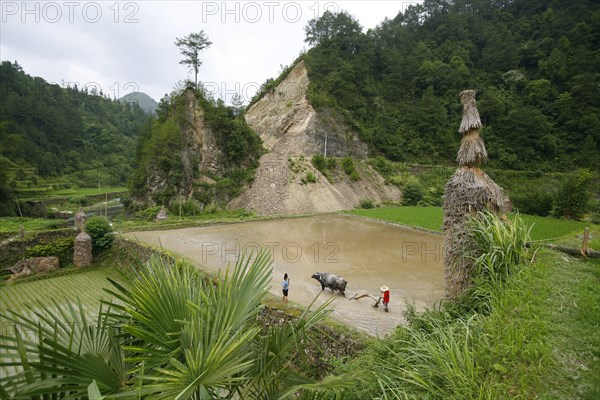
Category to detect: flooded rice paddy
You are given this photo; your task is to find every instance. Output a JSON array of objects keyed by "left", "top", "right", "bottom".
[{"left": 125, "top": 214, "right": 444, "bottom": 336}]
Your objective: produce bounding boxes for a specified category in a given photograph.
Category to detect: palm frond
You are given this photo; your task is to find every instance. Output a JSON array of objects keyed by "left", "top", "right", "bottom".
[{"left": 0, "top": 299, "right": 129, "bottom": 399}]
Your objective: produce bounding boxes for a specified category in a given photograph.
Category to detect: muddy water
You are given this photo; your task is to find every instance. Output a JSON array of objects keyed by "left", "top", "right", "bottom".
[{"left": 125, "top": 214, "right": 444, "bottom": 337}]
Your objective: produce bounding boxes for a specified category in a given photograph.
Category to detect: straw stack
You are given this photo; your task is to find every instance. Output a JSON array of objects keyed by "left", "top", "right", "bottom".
[{"left": 443, "top": 90, "right": 508, "bottom": 300}]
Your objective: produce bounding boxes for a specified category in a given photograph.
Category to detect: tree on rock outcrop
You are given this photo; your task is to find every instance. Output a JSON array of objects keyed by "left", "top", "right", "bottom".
[{"left": 175, "top": 31, "right": 212, "bottom": 87}]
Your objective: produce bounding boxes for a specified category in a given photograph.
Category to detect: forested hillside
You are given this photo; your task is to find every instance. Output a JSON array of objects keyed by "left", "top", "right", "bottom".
[
  {"left": 129, "top": 87, "right": 263, "bottom": 207},
  {"left": 302, "top": 0, "right": 599, "bottom": 171},
  {"left": 0, "top": 61, "right": 150, "bottom": 182}
]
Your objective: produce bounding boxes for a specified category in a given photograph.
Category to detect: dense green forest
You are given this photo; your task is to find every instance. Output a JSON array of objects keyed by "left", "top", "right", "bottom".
[
  {"left": 0, "top": 61, "right": 150, "bottom": 183},
  {"left": 300, "top": 0, "right": 599, "bottom": 171}
]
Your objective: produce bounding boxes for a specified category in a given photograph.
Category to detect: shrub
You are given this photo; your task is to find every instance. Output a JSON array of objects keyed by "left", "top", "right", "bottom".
[
  {"left": 423, "top": 193, "right": 443, "bottom": 207},
  {"left": 465, "top": 212, "right": 532, "bottom": 312},
  {"left": 301, "top": 172, "right": 317, "bottom": 184},
  {"left": 326, "top": 157, "right": 337, "bottom": 170},
  {"left": 388, "top": 175, "right": 406, "bottom": 187},
  {"left": 359, "top": 199, "right": 375, "bottom": 209},
  {"left": 135, "top": 206, "right": 162, "bottom": 221},
  {"left": 312, "top": 154, "right": 327, "bottom": 172},
  {"left": 552, "top": 169, "right": 592, "bottom": 220},
  {"left": 168, "top": 199, "right": 202, "bottom": 217},
  {"left": 85, "top": 215, "right": 113, "bottom": 252},
  {"left": 512, "top": 189, "right": 553, "bottom": 216},
  {"left": 341, "top": 157, "right": 356, "bottom": 176},
  {"left": 402, "top": 182, "right": 424, "bottom": 206},
  {"left": 204, "top": 203, "right": 220, "bottom": 214},
  {"left": 68, "top": 196, "right": 90, "bottom": 206},
  {"left": 311, "top": 155, "right": 338, "bottom": 182},
  {"left": 370, "top": 156, "right": 395, "bottom": 177},
  {"left": 25, "top": 236, "right": 74, "bottom": 266},
  {"left": 288, "top": 157, "right": 303, "bottom": 174}
]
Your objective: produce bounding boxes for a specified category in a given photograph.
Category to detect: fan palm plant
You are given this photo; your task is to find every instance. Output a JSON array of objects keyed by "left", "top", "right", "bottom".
[
  {"left": 1, "top": 249, "right": 364, "bottom": 399},
  {"left": 0, "top": 299, "right": 132, "bottom": 398}
]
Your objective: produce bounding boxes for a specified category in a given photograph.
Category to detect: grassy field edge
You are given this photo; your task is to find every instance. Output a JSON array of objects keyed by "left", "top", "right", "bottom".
[{"left": 337, "top": 208, "right": 600, "bottom": 399}]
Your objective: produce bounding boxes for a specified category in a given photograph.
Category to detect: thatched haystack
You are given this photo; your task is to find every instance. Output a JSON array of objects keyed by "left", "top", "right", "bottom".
[{"left": 443, "top": 90, "right": 507, "bottom": 301}]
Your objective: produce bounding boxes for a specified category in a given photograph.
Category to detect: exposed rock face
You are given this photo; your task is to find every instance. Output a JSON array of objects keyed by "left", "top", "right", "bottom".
[
  {"left": 8, "top": 257, "right": 59, "bottom": 280},
  {"left": 144, "top": 89, "right": 225, "bottom": 203},
  {"left": 73, "top": 231, "right": 92, "bottom": 267},
  {"left": 245, "top": 61, "right": 367, "bottom": 158},
  {"left": 231, "top": 61, "right": 399, "bottom": 215},
  {"left": 181, "top": 90, "right": 225, "bottom": 177}
]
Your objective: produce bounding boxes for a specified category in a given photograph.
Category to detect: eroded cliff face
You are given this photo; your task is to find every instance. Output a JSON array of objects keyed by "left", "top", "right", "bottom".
[
  {"left": 244, "top": 60, "right": 367, "bottom": 157},
  {"left": 182, "top": 90, "right": 224, "bottom": 175},
  {"left": 230, "top": 61, "right": 399, "bottom": 215},
  {"left": 142, "top": 89, "right": 225, "bottom": 204}
]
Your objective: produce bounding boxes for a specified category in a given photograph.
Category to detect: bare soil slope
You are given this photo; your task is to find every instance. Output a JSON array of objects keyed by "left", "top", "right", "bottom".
[{"left": 230, "top": 61, "right": 399, "bottom": 215}]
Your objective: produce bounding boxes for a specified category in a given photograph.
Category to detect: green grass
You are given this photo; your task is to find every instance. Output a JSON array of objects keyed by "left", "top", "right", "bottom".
[
  {"left": 519, "top": 214, "right": 594, "bottom": 242},
  {"left": 555, "top": 226, "right": 600, "bottom": 250},
  {"left": 346, "top": 206, "right": 597, "bottom": 242},
  {"left": 0, "top": 217, "right": 67, "bottom": 233},
  {"left": 0, "top": 265, "right": 128, "bottom": 380},
  {"left": 45, "top": 187, "right": 127, "bottom": 197},
  {"left": 0, "top": 267, "right": 123, "bottom": 310},
  {"left": 339, "top": 249, "right": 600, "bottom": 399},
  {"left": 15, "top": 186, "right": 127, "bottom": 201},
  {"left": 346, "top": 206, "right": 443, "bottom": 232},
  {"left": 340, "top": 207, "right": 600, "bottom": 399},
  {"left": 0, "top": 266, "right": 124, "bottom": 334},
  {"left": 542, "top": 253, "right": 600, "bottom": 399},
  {"left": 115, "top": 209, "right": 257, "bottom": 232}
]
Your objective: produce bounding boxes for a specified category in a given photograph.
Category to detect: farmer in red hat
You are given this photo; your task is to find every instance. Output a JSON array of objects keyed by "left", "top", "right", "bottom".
[{"left": 379, "top": 285, "right": 390, "bottom": 312}]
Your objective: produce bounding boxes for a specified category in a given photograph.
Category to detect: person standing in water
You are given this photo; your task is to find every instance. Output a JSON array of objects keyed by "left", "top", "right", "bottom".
[
  {"left": 380, "top": 285, "right": 390, "bottom": 312},
  {"left": 282, "top": 273, "right": 290, "bottom": 303}
]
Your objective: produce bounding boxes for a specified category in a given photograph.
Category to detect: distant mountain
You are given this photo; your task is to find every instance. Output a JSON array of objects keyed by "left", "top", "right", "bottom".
[{"left": 119, "top": 92, "right": 158, "bottom": 114}]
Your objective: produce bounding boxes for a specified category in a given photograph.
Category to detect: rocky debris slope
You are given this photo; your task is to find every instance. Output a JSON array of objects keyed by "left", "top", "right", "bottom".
[{"left": 230, "top": 61, "right": 399, "bottom": 215}]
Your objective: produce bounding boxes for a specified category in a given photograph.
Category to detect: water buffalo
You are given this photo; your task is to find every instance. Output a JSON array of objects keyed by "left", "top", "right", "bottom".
[{"left": 311, "top": 272, "right": 347, "bottom": 296}]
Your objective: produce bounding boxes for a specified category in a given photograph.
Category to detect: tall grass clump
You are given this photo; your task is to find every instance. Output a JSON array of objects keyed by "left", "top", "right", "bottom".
[
  {"left": 463, "top": 211, "right": 532, "bottom": 313},
  {"left": 340, "top": 212, "right": 537, "bottom": 400},
  {"left": 375, "top": 313, "right": 495, "bottom": 400}
]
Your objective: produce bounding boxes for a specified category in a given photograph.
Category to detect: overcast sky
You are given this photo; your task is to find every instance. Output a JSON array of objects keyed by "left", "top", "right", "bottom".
[{"left": 1, "top": 1, "right": 419, "bottom": 104}]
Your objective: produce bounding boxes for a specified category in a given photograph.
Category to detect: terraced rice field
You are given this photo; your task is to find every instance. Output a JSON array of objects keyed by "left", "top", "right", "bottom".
[
  {"left": 0, "top": 267, "right": 126, "bottom": 377},
  {"left": 0, "top": 267, "right": 124, "bottom": 338}
]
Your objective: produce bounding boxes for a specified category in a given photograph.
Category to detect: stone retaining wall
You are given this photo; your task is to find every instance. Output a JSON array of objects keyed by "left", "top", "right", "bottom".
[{"left": 0, "top": 229, "right": 76, "bottom": 271}]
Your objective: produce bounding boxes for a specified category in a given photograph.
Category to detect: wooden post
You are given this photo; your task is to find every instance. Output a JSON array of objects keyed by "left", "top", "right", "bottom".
[
  {"left": 15, "top": 197, "right": 23, "bottom": 218},
  {"left": 19, "top": 224, "right": 25, "bottom": 256},
  {"left": 581, "top": 227, "right": 590, "bottom": 257}
]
